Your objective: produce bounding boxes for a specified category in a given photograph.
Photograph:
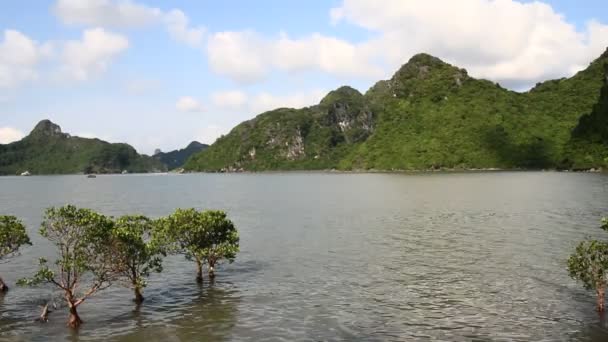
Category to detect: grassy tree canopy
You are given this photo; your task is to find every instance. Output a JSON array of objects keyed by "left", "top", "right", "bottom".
[
  {"left": 568, "top": 217, "right": 608, "bottom": 312},
  {"left": 200, "top": 210, "right": 239, "bottom": 278},
  {"left": 0, "top": 215, "right": 31, "bottom": 292},
  {"left": 568, "top": 240, "right": 608, "bottom": 290},
  {"left": 0, "top": 215, "right": 31, "bottom": 259},
  {"left": 157, "top": 208, "right": 239, "bottom": 281},
  {"left": 18, "top": 205, "right": 119, "bottom": 327},
  {"left": 112, "top": 215, "right": 164, "bottom": 303}
]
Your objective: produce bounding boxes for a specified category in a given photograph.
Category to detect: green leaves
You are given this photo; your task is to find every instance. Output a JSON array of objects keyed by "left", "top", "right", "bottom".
[
  {"left": 17, "top": 258, "right": 54, "bottom": 286},
  {"left": 0, "top": 215, "right": 31, "bottom": 259},
  {"left": 568, "top": 217, "right": 608, "bottom": 291},
  {"left": 568, "top": 240, "right": 608, "bottom": 290},
  {"left": 20, "top": 205, "right": 118, "bottom": 294},
  {"left": 158, "top": 209, "right": 240, "bottom": 270},
  {"left": 111, "top": 215, "right": 164, "bottom": 289}
]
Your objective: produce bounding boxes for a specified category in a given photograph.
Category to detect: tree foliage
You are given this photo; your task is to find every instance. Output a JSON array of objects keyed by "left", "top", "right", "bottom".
[
  {"left": 568, "top": 240, "right": 608, "bottom": 290},
  {"left": 568, "top": 218, "right": 608, "bottom": 311},
  {"left": 18, "top": 205, "right": 119, "bottom": 327},
  {"left": 111, "top": 215, "right": 164, "bottom": 303},
  {"left": 0, "top": 215, "right": 31, "bottom": 259},
  {"left": 0, "top": 215, "right": 31, "bottom": 291},
  {"left": 157, "top": 209, "right": 239, "bottom": 281}
]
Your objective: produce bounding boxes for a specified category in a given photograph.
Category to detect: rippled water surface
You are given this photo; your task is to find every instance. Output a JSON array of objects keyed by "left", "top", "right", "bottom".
[{"left": 1, "top": 172, "right": 608, "bottom": 341}]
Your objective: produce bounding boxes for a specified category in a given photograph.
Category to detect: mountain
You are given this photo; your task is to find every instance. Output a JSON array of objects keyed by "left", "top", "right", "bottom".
[
  {"left": 565, "top": 61, "right": 608, "bottom": 170},
  {"left": 185, "top": 49, "right": 608, "bottom": 172},
  {"left": 0, "top": 120, "right": 166, "bottom": 175},
  {"left": 153, "top": 141, "right": 209, "bottom": 170},
  {"left": 186, "top": 86, "right": 374, "bottom": 171}
]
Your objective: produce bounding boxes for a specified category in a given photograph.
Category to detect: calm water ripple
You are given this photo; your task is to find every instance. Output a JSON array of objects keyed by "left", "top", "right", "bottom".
[{"left": 0, "top": 172, "right": 608, "bottom": 341}]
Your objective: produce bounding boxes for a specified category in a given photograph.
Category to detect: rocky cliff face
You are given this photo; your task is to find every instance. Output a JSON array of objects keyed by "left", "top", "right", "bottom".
[{"left": 185, "top": 86, "right": 375, "bottom": 171}]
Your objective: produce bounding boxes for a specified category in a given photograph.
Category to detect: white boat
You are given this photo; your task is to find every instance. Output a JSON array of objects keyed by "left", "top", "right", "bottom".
[{"left": 20, "top": 171, "right": 31, "bottom": 176}]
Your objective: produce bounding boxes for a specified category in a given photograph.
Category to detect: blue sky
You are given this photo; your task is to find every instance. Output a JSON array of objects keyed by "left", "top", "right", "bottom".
[{"left": 1, "top": 0, "right": 608, "bottom": 154}]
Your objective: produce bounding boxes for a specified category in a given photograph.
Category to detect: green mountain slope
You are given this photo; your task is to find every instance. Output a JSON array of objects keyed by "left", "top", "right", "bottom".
[
  {"left": 186, "top": 86, "right": 374, "bottom": 171},
  {"left": 186, "top": 49, "right": 608, "bottom": 172},
  {"left": 154, "top": 141, "right": 209, "bottom": 170},
  {"left": 565, "top": 61, "right": 608, "bottom": 169},
  {"left": 0, "top": 120, "right": 166, "bottom": 175}
]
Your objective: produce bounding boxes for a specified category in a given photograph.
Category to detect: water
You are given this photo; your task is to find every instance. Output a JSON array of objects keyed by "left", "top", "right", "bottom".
[{"left": 1, "top": 172, "right": 608, "bottom": 341}]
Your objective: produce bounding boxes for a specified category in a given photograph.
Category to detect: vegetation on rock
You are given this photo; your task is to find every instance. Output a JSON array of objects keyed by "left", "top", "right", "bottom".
[
  {"left": 154, "top": 141, "right": 208, "bottom": 170},
  {"left": 185, "top": 50, "right": 608, "bottom": 172},
  {"left": 0, "top": 120, "right": 166, "bottom": 175}
]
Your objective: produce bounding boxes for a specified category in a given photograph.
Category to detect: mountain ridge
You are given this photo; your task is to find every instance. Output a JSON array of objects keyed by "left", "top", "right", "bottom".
[
  {"left": 185, "top": 49, "right": 608, "bottom": 172},
  {"left": 154, "top": 141, "right": 209, "bottom": 170},
  {"left": 0, "top": 120, "right": 166, "bottom": 175}
]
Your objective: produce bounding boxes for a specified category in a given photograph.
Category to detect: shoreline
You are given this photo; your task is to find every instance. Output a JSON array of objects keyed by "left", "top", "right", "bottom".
[{"left": 2, "top": 167, "right": 604, "bottom": 177}]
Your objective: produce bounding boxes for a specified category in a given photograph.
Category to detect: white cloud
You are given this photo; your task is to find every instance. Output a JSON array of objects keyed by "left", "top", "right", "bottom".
[
  {"left": 249, "top": 89, "right": 326, "bottom": 113},
  {"left": 207, "top": 31, "right": 270, "bottom": 84},
  {"left": 211, "top": 89, "right": 326, "bottom": 114},
  {"left": 164, "top": 9, "right": 205, "bottom": 48},
  {"left": 210, "top": 90, "right": 248, "bottom": 110},
  {"left": 61, "top": 28, "right": 129, "bottom": 81},
  {"left": 54, "top": 0, "right": 161, "bottom": 28},
  {"left": 198, "top": 124, "right": 224, "bottom": 145},
  {"left": 206, "top": 30, "right": 382, "bottom": 84},
  {"left": 330, "top": 0, "right": 608, "bottom": 88},
  {"left": 53, "top": 1, "right": 205, "bottom": 48},
  {"left": 0, "top": 127, "right": 25, "bottom": 144},
  {"left": 0, "top": 30, "right": 50, "bottom": 88},
  {"left": 176, "top": 96, "right": 205, "bottom": 112},
  {"left": 75, "top": 131, "right": 114, "bottom": 141}
]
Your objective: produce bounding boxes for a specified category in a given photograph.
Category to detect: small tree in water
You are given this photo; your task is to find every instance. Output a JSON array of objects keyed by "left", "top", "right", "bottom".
[
  {"left": 18, "top": 205, "right": 119, "bottom": 328},
  {"left": 158, "top": 209, "right": 239, "bottom": 282},
  {"left": 200, "top": 211, "right": 239, "bottom": 279},
  {"left": 111, "top": 215, "right": 164, "bottom": 303},
  {"left": 568, "top": 218, "right": 608, "bottom": 312},
  {"left": 0, "top": 215, "right": 31, "bottom": 292}
]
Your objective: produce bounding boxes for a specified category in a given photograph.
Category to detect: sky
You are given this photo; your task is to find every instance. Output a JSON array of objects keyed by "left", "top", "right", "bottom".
[{"left": 1, "top": 0, "right": 608, "bottom": 154}]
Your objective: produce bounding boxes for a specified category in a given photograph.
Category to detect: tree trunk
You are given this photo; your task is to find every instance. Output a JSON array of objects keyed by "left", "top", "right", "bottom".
[
  {"left": 196, "top": 259, "right": 203, "bottom": 283},
  {"left": 134, "top": 286, "right": 144, "bottom": 304},
  {"left": 39, "top": 304, "right": 50, "bottom": 322},
  {"left": 597, "top": 285, "right": 606, "bottom": 312},
  {"left": 67, "top": 305, "right": 83, "bottom": 328},
  {"left": 208, "top": 259, "right": 216, "bottom": 279},
  {"left": 0, "top": 276, "right": 8, "bottom": 293}
]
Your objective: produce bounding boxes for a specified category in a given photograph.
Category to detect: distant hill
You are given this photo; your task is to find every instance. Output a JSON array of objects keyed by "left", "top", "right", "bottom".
[
  {"left": 153, "top": 141, "right": 208, "bottom": 170},
  {"left": 565, "top": 60, "right": 608, "bottom": 169},
  {"left": 0, "top": 120, "right": 166, "bottom": 175},
  {"left": 185, "top": 49, "right": 608, "bottom": 171}
]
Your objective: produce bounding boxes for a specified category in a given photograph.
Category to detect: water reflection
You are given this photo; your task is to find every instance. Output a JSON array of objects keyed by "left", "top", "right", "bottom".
[
  {"left": 1, "top": 173, "right": 608, "bottom": 340},
  {"left": 114, "top": 283, "right": 240, "bottom": 342}
]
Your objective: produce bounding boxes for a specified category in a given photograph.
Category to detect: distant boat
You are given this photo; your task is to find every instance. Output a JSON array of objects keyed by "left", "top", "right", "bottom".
[
  {"left": 20, "top": 171, "right": 31, "bottom": 176},
  {"left": 87, "top": 174, "right": 97, "bottom": 178}
]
